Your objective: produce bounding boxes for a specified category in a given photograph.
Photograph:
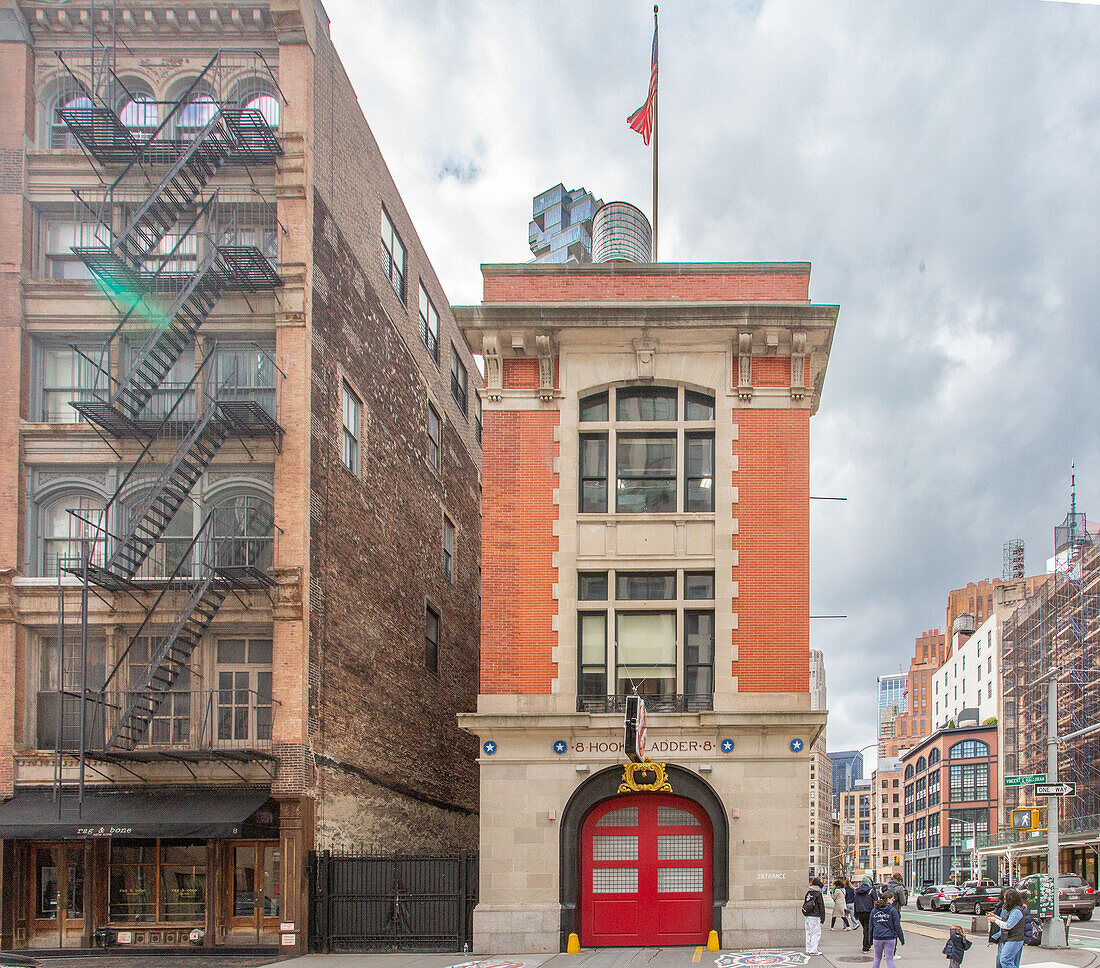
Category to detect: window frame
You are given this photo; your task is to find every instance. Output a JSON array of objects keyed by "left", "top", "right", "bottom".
[
  {"left": 427, "top": 402, "right": 442, "bottom": 472},
  {"left": 418, "top": 284, "right": 440, "bottom": 363},
  {"left": 341, "top": 381, "right": 362, "bottom": 475},
  {"left": 425, "top": 602, "right": 440, "bottom": 673},
  {"left": 380, "top": 206, "right": 407, "bottom": 303},
  {"left": 442, "top": 514, "right": 455, "bottom": 583},
  {"left": 450, "top": 348, "right": 468, "bottom": 417}
]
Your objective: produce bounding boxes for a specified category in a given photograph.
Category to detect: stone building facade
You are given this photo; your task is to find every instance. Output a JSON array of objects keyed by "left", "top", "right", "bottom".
[
  {"left": 456, "top": 260, "right": 838, "bottom": 950},
  {"left": 0, "top": 0, "right": 480, "bottom": 953}
]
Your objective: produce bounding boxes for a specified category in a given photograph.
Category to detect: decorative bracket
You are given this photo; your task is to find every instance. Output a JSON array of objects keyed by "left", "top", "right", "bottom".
[
  {"left": 482, "top": 333, "right": 503, "bottom": 402},
  {"left": 633, "top": 340, "right": 657, "bottom": 380},
  {"left": 619, "top": 759, "right": 673, "bottom": 793},
  {"left": 791, "top": 331, "right": 807, "bottom": 401},
  {"left": 535, "top": 334, "right": 554, "bottom": 401},
  {"left": 737, "top": 332, "right": 753, "bottom": 401}
]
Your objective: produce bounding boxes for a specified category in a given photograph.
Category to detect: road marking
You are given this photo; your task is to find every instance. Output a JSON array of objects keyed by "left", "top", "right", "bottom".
[{"left": 694, "top": 947, "right": 702, "bottom": 962}]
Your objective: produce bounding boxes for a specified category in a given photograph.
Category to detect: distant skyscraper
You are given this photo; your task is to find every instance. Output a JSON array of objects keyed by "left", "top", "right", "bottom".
[
  {"left": 809, "top": 650, "right": 827, "bottom": 712},
  {"left": 877, "top": 673, "right": 907, "bottom": 753},
  {"left": 829, "top": 749, "right": 864, "bottom": 813},
  {"left": 529, "top": 184, "right": 603, "bottom": 263}
]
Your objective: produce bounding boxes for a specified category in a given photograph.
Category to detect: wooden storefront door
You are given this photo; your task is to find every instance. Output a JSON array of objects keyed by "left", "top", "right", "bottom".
[
  {"left": 226, "top": 841, "right": 280, "bottom": 943},
  {"left": 28, "top": 843, "right": 85, "bottom": 948}
]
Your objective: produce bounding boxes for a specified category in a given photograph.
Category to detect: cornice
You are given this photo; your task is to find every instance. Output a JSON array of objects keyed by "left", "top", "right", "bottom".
[{"left": 479, "top": 261, "right": 813, "bottom": 278}]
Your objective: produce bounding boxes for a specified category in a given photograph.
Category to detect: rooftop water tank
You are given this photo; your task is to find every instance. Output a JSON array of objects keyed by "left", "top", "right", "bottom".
[{"left": 592, "top": 201, "right": 651, "bottom": 264}]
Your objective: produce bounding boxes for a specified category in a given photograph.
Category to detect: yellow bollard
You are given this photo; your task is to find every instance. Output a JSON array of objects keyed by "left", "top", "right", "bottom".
[
  {"left": 567, "top": 933, "right": 581, "bottom": 954},
  {"left": 707, "top": 930, "right": 720, "bottom": 951}
]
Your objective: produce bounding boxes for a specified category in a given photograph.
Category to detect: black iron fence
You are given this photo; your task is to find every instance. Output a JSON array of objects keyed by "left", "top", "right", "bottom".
[{"left": 309, "top": 850, "right": 477, "bottom": 952}]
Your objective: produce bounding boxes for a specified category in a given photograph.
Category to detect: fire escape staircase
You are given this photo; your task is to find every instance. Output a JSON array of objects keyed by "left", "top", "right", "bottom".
[{"left": 53, "top": 69, "right": 284, "bottom": 760}]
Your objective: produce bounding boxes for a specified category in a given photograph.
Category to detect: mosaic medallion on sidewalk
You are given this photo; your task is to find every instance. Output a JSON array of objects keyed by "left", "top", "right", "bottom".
[
  {"left": 716, "top": 951, "right": 811, "bottom": 968},
  {"left": 446, "top": 960, "right": 526, "bottom": 968}
]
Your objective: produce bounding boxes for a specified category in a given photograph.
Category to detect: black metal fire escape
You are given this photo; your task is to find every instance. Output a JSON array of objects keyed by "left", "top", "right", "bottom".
[{"left": 53, "top": 50, "right": 285, "bottom": 791}]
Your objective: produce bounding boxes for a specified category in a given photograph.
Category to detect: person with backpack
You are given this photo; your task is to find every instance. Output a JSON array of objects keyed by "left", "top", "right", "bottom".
[
  {"left": 853, "top": 875, "right": 876, "bottom": 951},
  {"left": 943, "top": 924, "right": 972, "bottom": 968},
  {"left": 986, "top": 890, "right": 1039, "bottom": 951},
  {"left": 986, "top": 887, "right": 1027, "bottom": 968},
  {"left": 869, "top": 889, "right": 905, "bottom": 968},
  {"left": 845, "top": 879, "right": 859, "bottom": 929},
  {"left": 803, "top": 877, "right": 826, "bottom": 955}
]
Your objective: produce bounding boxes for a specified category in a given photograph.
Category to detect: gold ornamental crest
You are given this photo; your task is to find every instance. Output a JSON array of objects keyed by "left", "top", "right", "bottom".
[{"left": 618, "top": 759, "right": 673, "bottom": 793}]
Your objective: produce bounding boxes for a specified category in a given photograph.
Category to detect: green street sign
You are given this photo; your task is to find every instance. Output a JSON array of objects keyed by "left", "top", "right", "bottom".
[{"left": 1005, "top": 773, "right": 1047, "bottom": 787}]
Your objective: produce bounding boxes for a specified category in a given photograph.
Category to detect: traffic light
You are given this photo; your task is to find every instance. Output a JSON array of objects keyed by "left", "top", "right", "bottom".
[{"left": 1011, "top": 808, "right": 1038, "bottom": 831}]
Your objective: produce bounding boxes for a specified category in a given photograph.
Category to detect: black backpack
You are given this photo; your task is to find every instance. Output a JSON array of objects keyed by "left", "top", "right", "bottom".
[{"left": 802, "top": 891, "right": 817, "bottom": 916}]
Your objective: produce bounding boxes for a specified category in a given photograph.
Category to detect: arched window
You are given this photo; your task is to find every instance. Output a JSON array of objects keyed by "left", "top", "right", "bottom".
[
  {"left": 928, "top": 747, "right": 941, "bottom": 766},
  {"left": 122, "top": 491, "right": 194, "bottom": 579},
  {"left": 176, "top": 93, "right": 217, "bottom": 140},
  {"left": 212, "top": 493, "right": 274, "bottom": 572},
  {"left": 50, "top": 92, "right": 92, "bottom": 149},
  {"left": 119, "top": 93, "right": 159, "bottom": 135},
  {"left": 244, "top": 92, "right": 279, "bottom": 128},
  {"left": 578, "top": 384, "right": 716, "bottom": 514},
  {"left": 916, "top": 756, "right": 927, "bottom": 774},
  {"left": 949, "top": 739, "right": 989, "bottom": 759},
  {"left": 39, "top": 491, "right": 105, "bottom": 576},
  {"left": 904, "top": 764, "right": 914, "bottom": 780}
]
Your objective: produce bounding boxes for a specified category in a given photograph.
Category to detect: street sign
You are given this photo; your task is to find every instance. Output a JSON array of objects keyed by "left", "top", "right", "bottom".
[
  {"left": 964, "top": 838, "right": 975, "bottom": 850},
  {"left": 841, "top": 821, "right": 856, "bottom": 836},
  {"left": 1035, "top": 782, "right": 1076, "bottom": 797},
  {"left": 1005, "top": 773, "right": 1047, "bottom": 787}
]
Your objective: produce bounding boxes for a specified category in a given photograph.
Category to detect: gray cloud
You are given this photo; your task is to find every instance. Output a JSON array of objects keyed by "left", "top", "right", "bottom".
[{"left": 324, "top": 0, "right": 1100, "bottom": 767}]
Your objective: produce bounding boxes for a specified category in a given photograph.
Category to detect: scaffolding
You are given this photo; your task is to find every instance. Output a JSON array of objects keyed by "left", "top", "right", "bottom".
[
  {"left": 1002, "top": 519, "right": 1100, "bottom": 837},
  {"left": 50, "top": 40, "right": 287, "bottom": 813},
  {"left": 1003, "top": 538, "right": 1025, "bottom": 580}
]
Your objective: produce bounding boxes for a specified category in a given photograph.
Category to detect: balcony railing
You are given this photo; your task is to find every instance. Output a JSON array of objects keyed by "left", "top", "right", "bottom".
[
  {"left": 577, "top": 694, "right": 714, "bottom": 714},
  {"left": 44, "top": 687, "right": 278, "bottom": 756}
]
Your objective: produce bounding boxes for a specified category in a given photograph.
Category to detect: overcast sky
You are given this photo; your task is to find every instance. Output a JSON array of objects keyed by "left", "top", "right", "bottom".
[{"left": 322, "top": 0, "right": 1100, "bottom": 767}]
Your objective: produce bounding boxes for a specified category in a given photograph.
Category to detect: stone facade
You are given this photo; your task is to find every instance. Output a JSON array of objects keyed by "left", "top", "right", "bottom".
[{"left": 457, "top": 261, "right": 838, "bottom": 951}]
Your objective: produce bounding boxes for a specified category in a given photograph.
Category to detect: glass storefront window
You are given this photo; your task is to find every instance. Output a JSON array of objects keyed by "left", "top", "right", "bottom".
[
  {"left": 160, "top": 843, "right": 206, "bottom": 921},
  {"left": 262, "top": 845, "right": 280, "bottom": 918},
  {"left": 233, "top": 844, "right": 257, "bottom": 917},
  {"left": 36, "top": 854, "right": 58, "bottom": 919},
  {"left": 108, "top": 841, "right": 157, "bottom": 922}
]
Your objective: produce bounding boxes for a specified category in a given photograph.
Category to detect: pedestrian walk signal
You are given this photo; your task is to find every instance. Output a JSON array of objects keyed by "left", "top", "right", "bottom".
[{"left": 1011, "top": 808, "right": 1039, "bottom": 830}]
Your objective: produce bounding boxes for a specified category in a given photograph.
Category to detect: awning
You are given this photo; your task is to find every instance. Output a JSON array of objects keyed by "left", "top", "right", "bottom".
[{"left": 0, "top": 785, "right": 272, "bottom": 840}]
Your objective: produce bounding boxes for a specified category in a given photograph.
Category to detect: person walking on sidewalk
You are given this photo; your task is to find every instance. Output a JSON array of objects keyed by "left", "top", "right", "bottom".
[
  {"left": 803, "top": 877, "right": 827, "bottom": 955},
  {"left": 869, "top": 890, "right": 905, "bottom": 968},
  {"left": 845, "top": 879, "right": 859, "bottom": 929},
  {"left": 987, "top": 888, "right": 1027, "bottom": 968},
  {"left": 830, "top": 879, "right": 851, "bottom": 930},
  {"left": 853, "top": 875, "right": 876, "bottom": 951}
]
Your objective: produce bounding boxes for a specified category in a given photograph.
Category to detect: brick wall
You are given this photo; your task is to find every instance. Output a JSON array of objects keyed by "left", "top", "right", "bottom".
[
  {"left": 480, "top": 407, "right": 559, "bottom": 695},
  {"left": 482, "top": 267, "right": 810, "bottom": 303},
  {"left": 309, "top": 193, "right": 480, "bottom": 828},
  {"left": 732, "top": 408, "right": 810, "bottom": 692}
]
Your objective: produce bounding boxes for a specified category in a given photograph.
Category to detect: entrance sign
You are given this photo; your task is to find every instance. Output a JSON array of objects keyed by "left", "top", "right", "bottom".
[
  {"left": 1005, "top": 773, "right": 1046, "bottom": 787},
  {"left": 1035, "top": 782, "right": 1076, "bottom": 797},
  {"left": 624, "top": 694, "right": 648, "bottom": 762}
]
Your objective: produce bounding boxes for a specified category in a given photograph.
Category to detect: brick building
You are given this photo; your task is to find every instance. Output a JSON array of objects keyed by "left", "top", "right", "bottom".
[
  {"left": 872, "top": 757, "right": 903, "bottom": 881},
  {"left": 841, "top": 780, "right": 873, "bottom": 879},
  {"left": 0, "top": 0, "right": 480, "bottom": 953},
  {"left": 456, "top": 258, "right": 838, "bottom": 949},
  {"left": 901, "top": 723, "right": 998, "bottom": 888},
  {"left": 885, "top": 629, "right": 946, "bottom": 757}
]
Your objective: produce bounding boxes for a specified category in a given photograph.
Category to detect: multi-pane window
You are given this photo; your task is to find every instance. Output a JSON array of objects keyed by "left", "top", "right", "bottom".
[
  {"left": 928, "top": 811, "right": 941, "bottom": 846},
  {"left": 425, "top": 603, "right": 439, "bottom": 672},
  {"left": 341, "top": 382, "right": 361, "bottom": 474},
  {"left": 380, "top": 207, "right": 406, "bottom": 302},
  {"left": 109, "top": 840, "right": 207, "bottom": 923},
  {"left": 450, "top": 348, "right": 468, "bottom": 416},
  {"left": 904, "top": 783, "right": 914, "bottom": 814},
  {"left": 39, "top": 492, "right": 106, "bottom": 577},
  {"left": 43, "top": 220, "right": 97, "bottom": 279},
  {"left": 578, "top": 385, "right": 715, "bottom": 514},
  {"left": 914, "top": 776, "right": 926, "bottom": 811},
  {"left": 949, "top": 763, "right": 989, "bottom": 802},
  {"left": 215, "top": 637, "right": 273, "bottom": 746},
  {"left": 128, "top": 636, "right": 191, "bottom": 746},
  {"left": 949, "top": 739, "right": 989, "bottom": 759},
  {"left": 576, "top": 568, "right": 715, "bottom": 710},
  {"left": 948, "top": 808, "right": 989, "bottom": 845},
  {"left": 427, "top": 403, "right": 441, "bottom": 471},
  {"left": 37, "top": 343, "right": 107, "bottom": 422},
  {"left": 928, "top": 768, "right": 941, "bottom": 805},
  {"left": 443, "top": 515, "right": 455, "bottom": 583},
  {"left": 419, "top": 285, "right": 439, "bottom": 362}
]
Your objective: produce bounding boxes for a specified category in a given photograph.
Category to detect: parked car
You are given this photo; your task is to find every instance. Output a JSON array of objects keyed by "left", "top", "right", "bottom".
[
  {"left": 917, "top": 884, "right": 963, "bottom": 911},
  {"left": 1016, "top": 872, "right": 1097, "bottom": 921},
  {"left": 949, "top": 882, "right": 1002, "bottom": 915}
]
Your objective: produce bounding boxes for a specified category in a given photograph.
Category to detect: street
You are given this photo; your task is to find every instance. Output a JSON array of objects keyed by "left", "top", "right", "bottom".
[{"left": 904, "top": 903, "right": 1100, "bottom": 950}]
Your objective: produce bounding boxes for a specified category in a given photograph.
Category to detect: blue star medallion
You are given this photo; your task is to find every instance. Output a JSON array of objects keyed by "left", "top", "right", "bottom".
[
  {"left": 483, "top": 741, "right": 497, "bottom": 755},
  {"left": 721, "top": 739, "right": 735, "bottom": 753},
  {"left": 553, "top": 740, "right": 567, "bottom": 755},
  {"left": 789, "top": 738, "right": 804, "bottom": 752}
]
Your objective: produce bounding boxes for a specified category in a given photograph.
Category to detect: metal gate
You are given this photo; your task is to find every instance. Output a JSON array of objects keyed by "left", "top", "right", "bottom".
[{"left": 309, "top": 850, "right": 478, "bottom": 952}]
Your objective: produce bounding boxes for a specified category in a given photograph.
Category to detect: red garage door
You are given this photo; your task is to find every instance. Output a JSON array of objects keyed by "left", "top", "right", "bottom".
[{"left": 580, "top": 794, "right": 712, "bottom": 946}]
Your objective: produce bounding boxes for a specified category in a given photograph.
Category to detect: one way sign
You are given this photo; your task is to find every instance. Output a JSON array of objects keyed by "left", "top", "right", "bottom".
[{"left": 1035, "top": 782, "right": 1077, "bottom": 797}]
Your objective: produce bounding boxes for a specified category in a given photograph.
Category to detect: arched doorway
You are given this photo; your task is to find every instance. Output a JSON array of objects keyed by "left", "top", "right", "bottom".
[{"left": 580, "top": 793, "right": 713, "bottom": 946}]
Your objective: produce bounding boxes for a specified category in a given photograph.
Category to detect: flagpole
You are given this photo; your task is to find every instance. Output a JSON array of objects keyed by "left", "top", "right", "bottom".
[{"left": 652, "top": 4, "right": 658, "bottom": 262}]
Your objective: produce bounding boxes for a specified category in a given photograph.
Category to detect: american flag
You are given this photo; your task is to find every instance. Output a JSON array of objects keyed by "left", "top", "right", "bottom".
[{"left": 627, "top": 22, "right": 658, "bottom": 145}]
